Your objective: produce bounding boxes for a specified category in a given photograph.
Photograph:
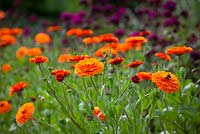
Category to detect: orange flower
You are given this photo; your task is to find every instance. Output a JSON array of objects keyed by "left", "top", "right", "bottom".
[
  {"left": 154, "top": 52, "right": 171, "bottom": 61},
  {"left": 51, "top": 69, "right": 71, "bottom": 82},
  {"left": 0, "top": 35, "right": 16, "bottom": 47},
  {"left": 94, "top": 47, "right": 118, "bottom": 57},
  {"left": 9, "top": 81, "right": 29, "bottom": 96},
  {"left": 0, "top": 100, "right": 12, "bottom": 114},
  {"left": 0, "top": 28, "right": 11, "bottom": 36},
  {"left": 125, "top": 36, "right": 147, "bottom": 44},
  {"left": 34, "top": 33, "right": 51, "bottom": 44},
  {"left": 108, "top": 57, "right": 124, "bottom": 65},
  {"left": 93, "top": 107, "right": 106, "bottom": 121},
  {"left": 165, "top": 46, "right": 193, "bottom": 55},
  {"left": 82, "top": 37, "right": 101, "bottom": 44},
  {"left": 29, "top": 56, "right": 48, "bottom": 64},
  {"left": 26, "top": 48, "right": 42, "bottom": 56},
  {"left": 47, "top": 26, "right": 62, "bottom": 32},
  {"left": 16, "top": 46, "right": 28, "bottom": 59},
  {"left": 139, "top": 30, "right": 151, "bottom": 36},
  {"left": 136, "top": 72, "right": 152, "bottom": 81},
  {"left": 75, "top": 57, "right": 104, "bottom": 77},
  {"left": 70, "top": 55, "right": 91, "bottom": 62},
  {"left": 116, "top": 43, "right": 133, "bottom": 53},
  {"left": 16, "top": 102, "right": 34, "bottom": 124},
  {"left": 10, "top": 28, "right": 23, "bottom": 35},
  {"left": 131, "top": 75, "right": 141, "bottom": 83},
  {"left": 1, "top": 63, "right": 11, "bottom": 72},
  {"left": 66, "top": 28, "right": 93, "bottom": 37},
  {"left": 0, "top": 10, "right": 6, "bottom": 20},
  {"left": 58, "top": 54, "right": 72, "bottom": 63},
  {"left": 152, "top": 71, "right": 180, "bottom": 94},
  {"left": 128, "top": 60, "right": 143, "bottom": 68}
]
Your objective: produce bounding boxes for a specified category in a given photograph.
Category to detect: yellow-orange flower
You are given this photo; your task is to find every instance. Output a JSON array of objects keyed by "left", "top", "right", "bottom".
[
  {"left": 82, "top": 37, "right": 101, "bottom": 44},
  {"left": 58, "top": 54, "right": 72, "bottom": 63},
  {"left": 16, "top": 102, "right": 34, "bottom": 124},
  {"left": 70, "top": 55, "right": 91, "bottom": 62},
  {"left": 136, "top": 72, "right": 152, "bottom": 81},
  {"left": 66, "top": 28, "right": 93, "bottom": 37},
  {"left": 155, "top": 52, "right": 171, "bottom": 61},
  {"left": 0, "top": 35, "right": 16, "bottom": 47},
  {"left": 29, "top": 56, "right": 48, "bottom": 64},
  {"left": 47, "top": 26, "right": 62, "bottom": 32},
  {"left": 1, "top": 63, "right": 11, "bottom": 73},
  {"left": 139, "top": 30, "right": 151, "bottom": 36},
  {"left": 34, "top": 33, "right": 51, "bottom": 44},
  {"left": 108, "top": 57, "right": 124, "bottom": 65},
  {"left": 125, "top": 36, "right": 147, "bottom": 44},
  {"left": 16, "top": 46, "right": 28, "bottom": 59},
  {"left": 10, "top": 28, "right": 23, "bottom": 35},
  {"left": 93, "top": 107, "right": 106, "bottom": 121},
  {"left": 26, "top": 48, "right": 42, "bottom": 56},
  {"left": 0, "top": 100, "right": 12, "bottom": 114},
  {"left": 0, "top": 28, "right": 11, "bottom": 36},
  {"left": 9, "top": 81, "right": 29, "bottom": 96},
  {"left": 94, "top": 47, "right": 118, "bottom": 57},
  {"left": 128, "top": 60, "right": 143, "bottom": 68},
  {"left": 0, "top": 10, "right": 6, "bottom": 20},
  {"left": 165, "top": 46, "right": 193, "bottom": 55},
  {"left": 152, "top": 71, "right": 180, "bottom": 94},
  {"left": 75, "top": 57, "right": 104, "bottom": 77},
  {"left": 51, "top": 69, "right": 71, "bottom": 82},
  {"left": 116, "top": 43, "right": 133, "bottom": 53}
]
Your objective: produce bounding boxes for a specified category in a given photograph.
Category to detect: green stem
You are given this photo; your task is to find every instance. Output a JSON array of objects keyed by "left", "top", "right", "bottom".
[
  {"left": 32, "top": 117, "right": 56, "bottom": 130},
  {"left": 90, "top": 77, "right": 99, "bottom": 95},
  {"left": 82, "top": 78, "right": 94, "bottom": 107},
  {"left": 38, "top": 63, "right": 44, "bottom": 77}
]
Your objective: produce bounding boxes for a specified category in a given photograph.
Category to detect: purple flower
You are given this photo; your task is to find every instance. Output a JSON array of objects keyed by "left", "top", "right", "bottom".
[
  {"left": 60, "top": 12, "right": 73, "bottom": 21},
  {"left": 180, "top": 10, "right": 189, "bottom": 19},
  {"left": 129, "top": 32, "right": 140, "bottom": 37},
  {"left": 163, "top": 16, "right": 179, "bottom": 27},
  {"left": 103, "top": 4, "right": 115, "bottom": 14},
  {"left": 187, "top": 33, "right": 198, "bottom": 44},
  {"left": 148, "top": 33, "right": 159, "bottom": 41},
  {"left": 79, "top": 0, "right": 89, "bottom": 6},
  {"left": 61, "top": 38, "right": 68, "bottom": 44},
  {"left": 110, "top": 15, "right": 120, "bottom": 24},
  {"left": 148, "top": 10, "right": 157, "bottom": 19},
  {"left": 162, "top": 0, "right": 176, "bottom": 11},
  {"left": 28, "top": 15, "right": 37, "bottom": 23},
  {"left": 135, "top": 8, "right": 149, "bottom": 17},
  {"left": 114, "top": 28, "right": 125, "bottom": 37},
  {"left": 71, "top": 16, "right": 83, "bottom": 25},
  {"left": 76, "top": 11, "right": 86, "bottom": 18},
  {"left": 91, "top": 5, "right": 102, "bottom": 13},
  {"left": 162, "top": 10, "right": 173, "bottom": 17},
  {"left": 22, "top": 27, "right": 31, "bottom": 37},
  {"left": 190, "top": 50, "right": 200, "bottom": 60}
]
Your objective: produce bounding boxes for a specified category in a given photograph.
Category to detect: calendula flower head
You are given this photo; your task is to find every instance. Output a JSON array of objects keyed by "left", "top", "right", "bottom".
[
  {"left": 125, "top": 36, "right": 148, "bottom": 44},
  {"left": 131, "top": 75, "right": 141, "bottom": 83},
  {"left": 94, "top": 47, "right": 118, "bottom": 57},
  {"left": 0, "top": 100, "right": 12, "bottom": 114},
  {"left": 70, "top": 55, "right": 91, "bottom": 62},
  {"left": 165, "top": 46, "right": 193, "bottom": 55},
  {"left": 136, "top": 72, "right": 152, "bottom": 81},
  {"left": 66, "top": 28, "right": 93, "bottom": 37},
  {"left": 10, "top": 28, "right": 23, "bottom": 35},
  {"left": 154, "top": 52, "right": 171, "bottom": 61},
  {"left": 51, "top": 69, "right": 71, "bottom": 82},
  {"left": 47, "top": 25, "right": 62, "bottom": 32},
  {"left": 116, "top": 43, "right": 133, "bottom": 53},
  {"left": 152, "top": 71, "right": 180, "bottom": 94},
  {"left": 26, "top": 48, "right": 42, "bottom": 57},
  {"left": 93, "top": 107, "right": 106, "bottom": 121},
  {"left": 16, "top": 46, "right": 28, "bottom": 59},
  {"left": 16, "top": 102, "right": 34, "bottom": 124},
  {"left": 0, "top": 10, "right": 6, "bottom": 20},
  {"left": 108, "top": 57, "right": 124, "bottom": 65},
  {"left": 29, "top": 56, "right": 48, "bottom": 64},
  {"left": 128, "top": 60, "right": 143, "bottom": 68},
  {"left": 34, "top": 33, "right": 51, "bottom": 44},
  {"left": 75, "top": 57, "right": 104, "bottom": 77},
  {"left": 0, "top": 35, "right": 16, "bottom": 47},
  {"left": 1, "top": 63, "right": 11, "bottom": 73},
  {"left": 58, "top": 54, "right": 72, "bottom": 63},
  {"left": 9, "top": 81, "right": 29, "bottom": 96}
]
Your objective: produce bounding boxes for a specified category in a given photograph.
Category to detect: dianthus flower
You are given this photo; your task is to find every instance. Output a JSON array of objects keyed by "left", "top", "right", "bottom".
[
  {"left": 75, "top": 58, "right": 104, "bottom": 77},
  {"left": 16, "top": 102, "right": 34, "bottom": 124},
  {"left": 152, "top": 71, "right": 180, "bottom": 94}
]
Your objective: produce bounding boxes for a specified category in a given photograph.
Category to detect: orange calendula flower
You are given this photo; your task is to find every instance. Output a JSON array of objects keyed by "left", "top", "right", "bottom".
[
  {"left": 26, "top": 48, "right": 42, "bottom": 56},
  {"left": 155, "top": 52, "right": 171, "bottom": 61},
  {"left": 75, "top": 57, "right": 104, "bottom": 77},
  {"left": 0, "top": 10, "right": 6, "bottom": 20},
  {"left": 70, "top": 55, "right": 91, "bottom": 62},
  {"left": 51, "top": 69, "right": 71, "bottom": 82},
  {"left": 10, "top": 28, "right": 23, "bottom": 35},
  {"left": 9, "top": 81, "right": 29, "bottom": 96},
  {"left": 16, "top": 46, "right": 28, "bottom": 59},
  {"left": 66, "top": 28, "right": 93, "bottom": 37},
  {"left": 125, "top": 36, "right": 148, "bottom": 44},
  {"left": 128, "top": 60, "right": 143, "bottom": 68},
  {"left": 34, "top": 33, "right": 51, "bottom": 44},
  {"left": 29, "top": 56, "right": 48, "bottom": 64},
  {"left": 136, "top": 72, "right": 152, "bottom": 81},
  {"left": 2, "top": 63, "right": 11, "bottom": 73},
  {"left": 94, "top": 47, "right": 118, "bottom": 57},
  {"left": 152, "top": 71, "right": 180, "bottom": 94},
  {"left": 165, "top": 46, "right": 193, "bottom": 55},
  {"left": 82, "top": 37, "right": 101, "bottom": 45},
  {"left": 47, "top": 26, "right": 62, "bottom": 32},
  {"left": 93, "top": 107, "right": 106, "bottom": 121},
  {"left": 0, "top": 35, "right": 16, "bottom": 47},
  {"left": 139, "top": 30, "right": 151, "bottom": 36},
  {"left": 0, "top": 100, "right": 12, "bottom": 114},
  {"left": 109, "top": 57, "right": 124, "bottom": 65},
  {"left": 16, "top": 102, "right": 34, "bottom": 124},
  {"left": 116, "top": 43, "right": 133, "bottom": 53},
  {"left": 58, "top": 54, "right": 72, "bottom": 63}
]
